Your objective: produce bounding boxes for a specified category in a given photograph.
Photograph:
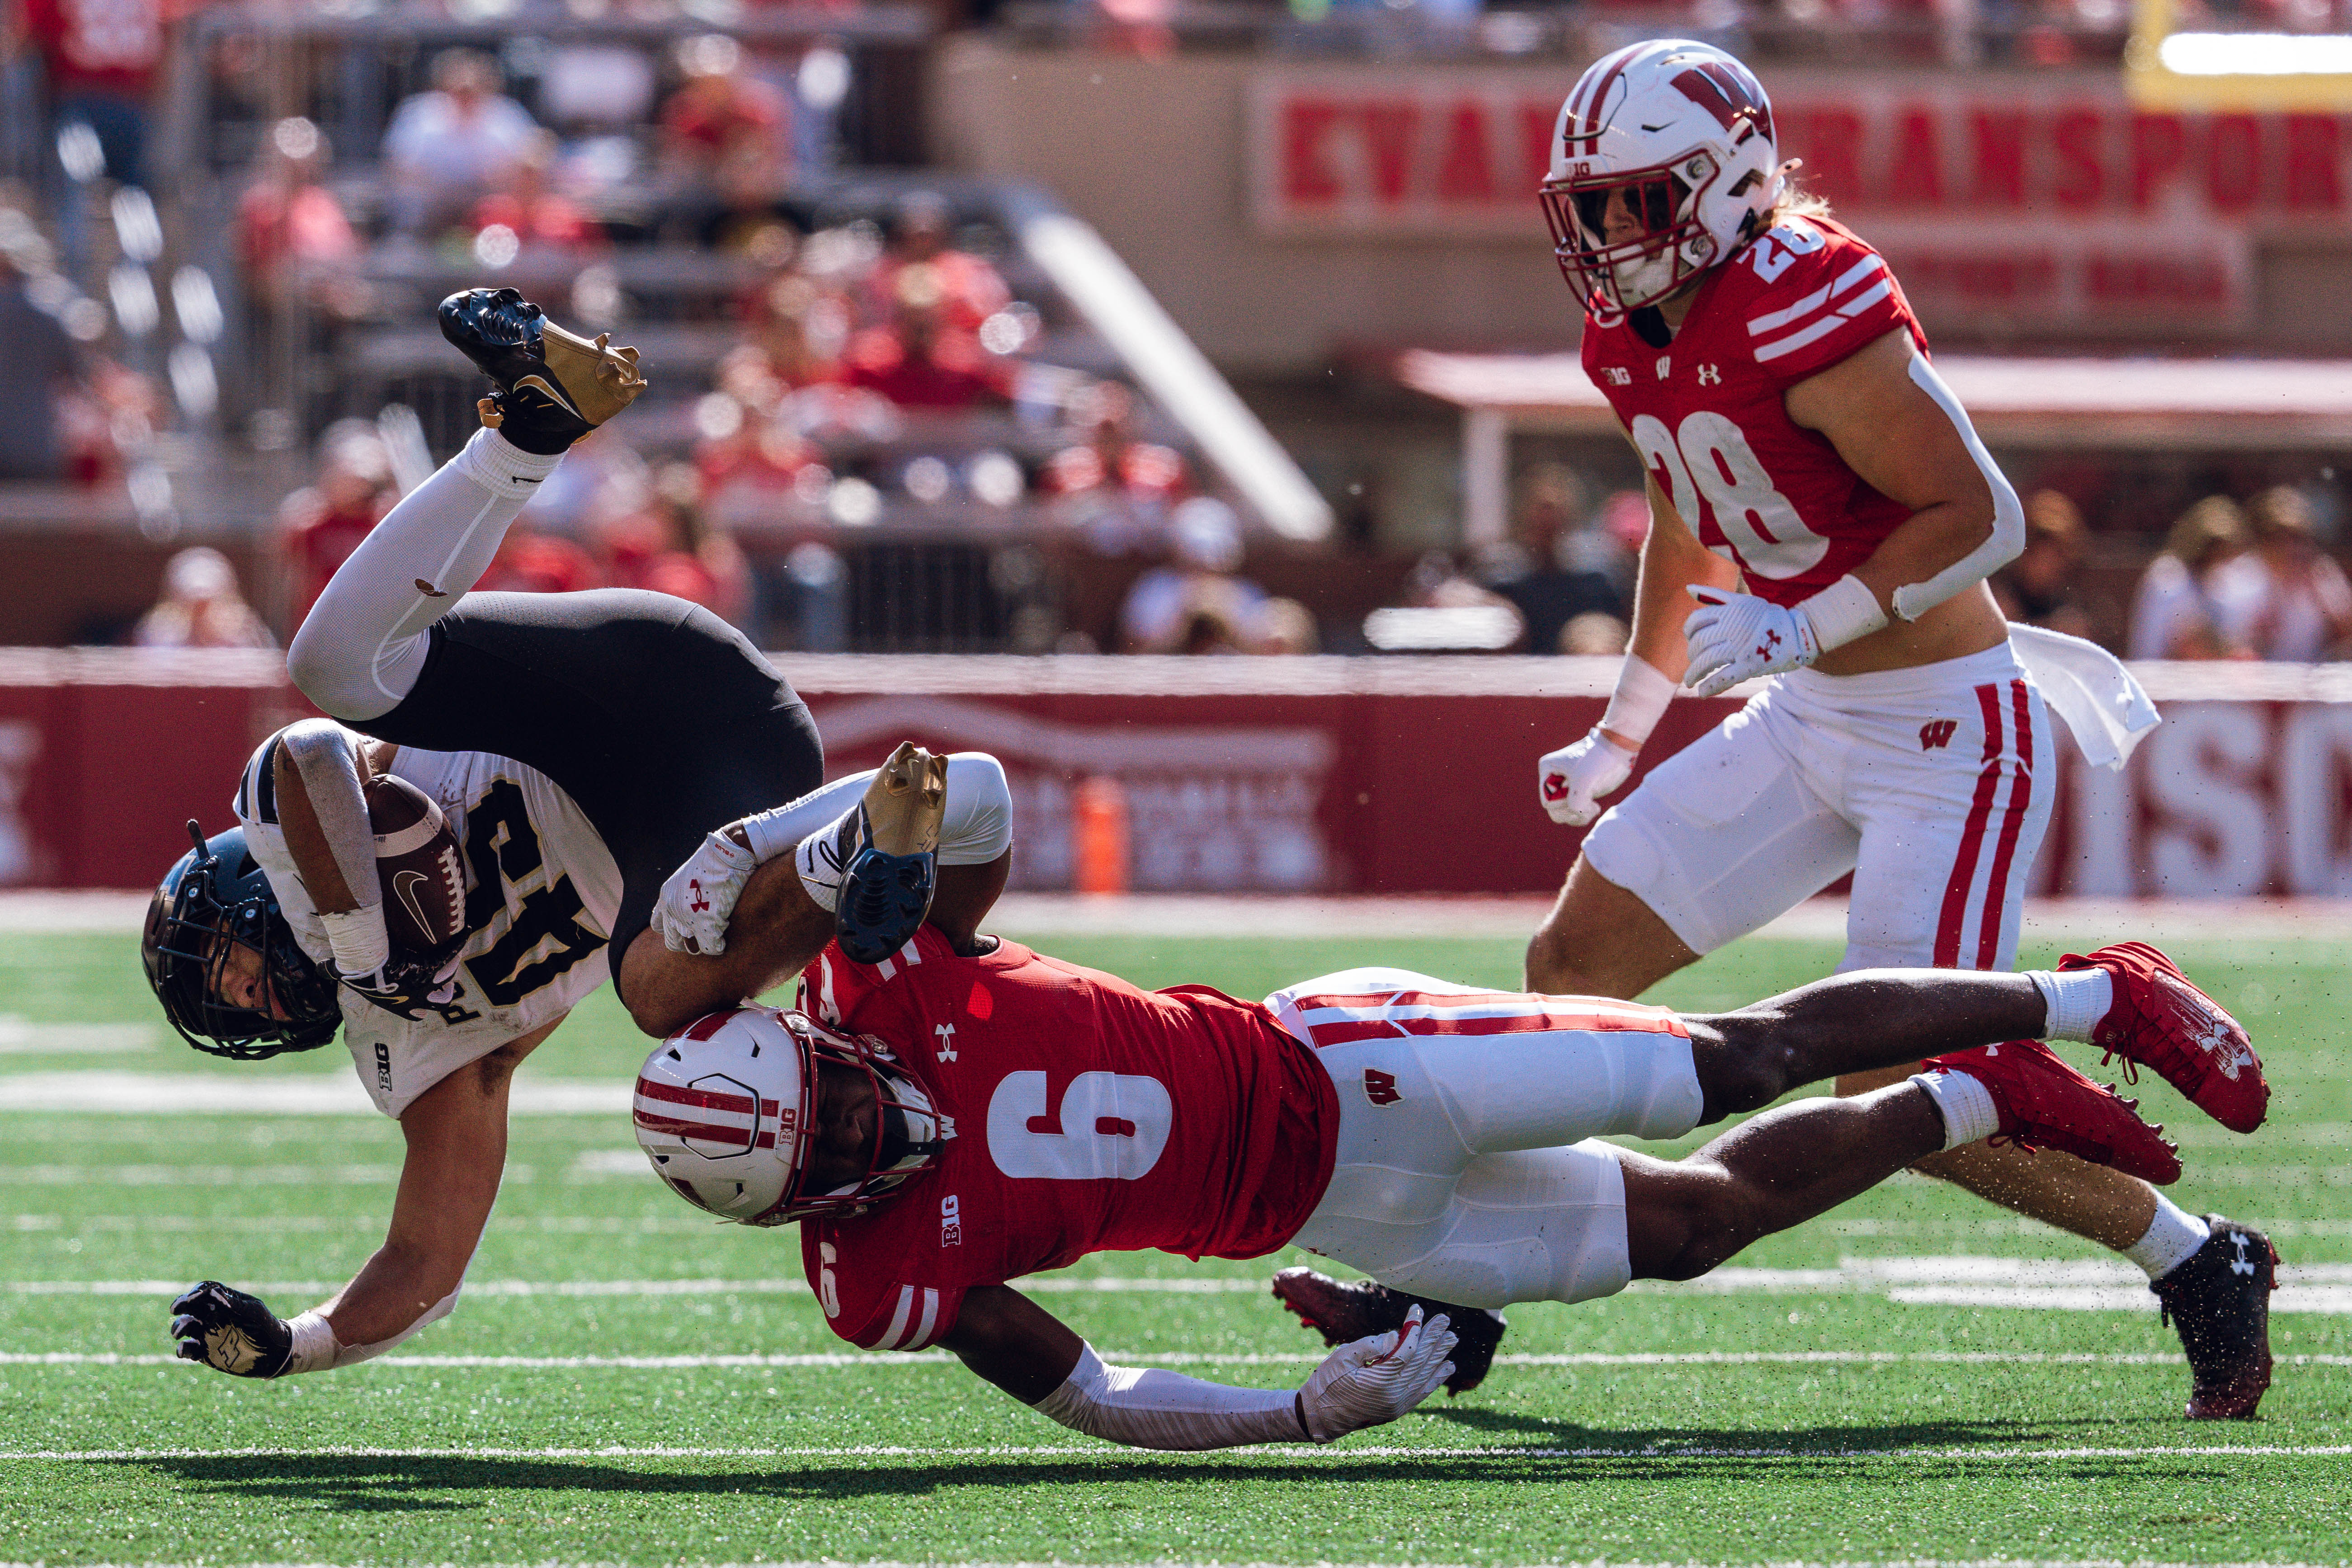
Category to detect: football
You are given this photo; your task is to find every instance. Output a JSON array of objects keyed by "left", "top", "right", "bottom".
[{"left": 365, "top": 773, "right": 467, "bottom": 954}]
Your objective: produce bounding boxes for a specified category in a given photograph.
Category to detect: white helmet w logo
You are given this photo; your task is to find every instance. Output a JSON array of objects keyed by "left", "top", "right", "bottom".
[{"left": 1541, "top": 40, "right": 1786, "bottom": 319}]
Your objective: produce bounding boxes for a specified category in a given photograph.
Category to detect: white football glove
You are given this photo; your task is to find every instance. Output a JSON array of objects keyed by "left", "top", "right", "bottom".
[
  {"left": 1537, "top": 730, "right": 1640, "bottom": 827},
  {"left": 1296, "top": 1304, "right": 1456, "bottom": 1442},
  {"left": 653, "top": 829, "right": 761, "bottom": 956},
  {"left": 1682, "top": 584, "right": 1819, "bottom": 698}
]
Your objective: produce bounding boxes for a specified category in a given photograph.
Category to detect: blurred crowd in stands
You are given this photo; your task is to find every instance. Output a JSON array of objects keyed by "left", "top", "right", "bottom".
[{"left": 9, "top": 0, "right": 2352, "bottom": 663}]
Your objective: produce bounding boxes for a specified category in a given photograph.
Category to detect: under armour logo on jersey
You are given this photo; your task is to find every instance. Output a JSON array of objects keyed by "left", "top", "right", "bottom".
[
  {"left": 1601, "top": 366, "right": 1631, "bottom": 386},
  {"left": 940, "top": 1193, "right": 963, "bottom": 1248},
  {"left": 933, "top": 1023, "right": 958, "bottom": 1062},
  {"left": 1920, "top": 719, "right": 1959, "bottom": 752},
  {"left": 2228, "top": 1232, "right": 2256, "bottom": 1276},
  {"left": 414, "top": 579, "right": 448, "bottom": 598},
  {"left": 1655, "top": 356, "right": 1672, "bottom": 380},
  {"left": 1363, "top": 1069, "right": 1401, "bottom": 1106},
  {"left": 1698, "top": 364, "right": 1721, "bottom": 385}
]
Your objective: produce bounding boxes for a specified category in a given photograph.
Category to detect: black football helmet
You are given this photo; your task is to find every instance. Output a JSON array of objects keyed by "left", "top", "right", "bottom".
[{"left": 142, "top": 821, "right": 341, "bottom": 1059}]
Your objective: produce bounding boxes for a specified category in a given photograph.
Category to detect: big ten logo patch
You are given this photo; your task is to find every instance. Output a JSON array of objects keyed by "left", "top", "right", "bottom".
[
  {"left": 1363, "top": 1069, "right": 1401, "bottom": 1106},
  {"left": 940, "top": 1194, "right": 962, "bottom": 1247}
]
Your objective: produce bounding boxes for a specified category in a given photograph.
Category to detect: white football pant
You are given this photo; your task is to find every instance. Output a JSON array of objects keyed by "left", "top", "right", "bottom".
[
  {"left": 1265, "top": 968, "right": 1705, "bottom": 1310},
  {"left": 1583, "top": 641, "right": 2054, "bottom": 972}
]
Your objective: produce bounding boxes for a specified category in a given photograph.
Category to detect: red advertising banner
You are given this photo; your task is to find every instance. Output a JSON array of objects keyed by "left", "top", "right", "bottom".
[
  {"left": 10, "top": 651, "right": 2352, "bottom": 901},
  {"left": 1247, "top": 67, "right": 2305, "bottom": 331}
]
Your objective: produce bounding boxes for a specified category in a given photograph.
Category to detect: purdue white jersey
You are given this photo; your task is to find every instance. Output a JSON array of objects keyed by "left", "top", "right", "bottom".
[{"left": 234, "top": 730, "right": 623, "bottom": 1117}]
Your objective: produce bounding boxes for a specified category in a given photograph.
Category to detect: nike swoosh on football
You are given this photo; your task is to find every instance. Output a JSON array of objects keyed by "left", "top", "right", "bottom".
[{"left": 392, "top": 870, "right": 434, "bottom": 934}]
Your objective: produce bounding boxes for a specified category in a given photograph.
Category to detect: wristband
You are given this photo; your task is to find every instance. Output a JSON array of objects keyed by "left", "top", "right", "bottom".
[
  {"left": 1797, "top": 574, "right": 1889, "bottom": 655},
  {"left": 319, "top": 907, "right": 390, "bottom": 977},
  {"left": 283, "top": 1309, "right": 339, "bottom": 1375},
  {"left": 1598, "top": 655, "right": 1676, "bottom": 747}
]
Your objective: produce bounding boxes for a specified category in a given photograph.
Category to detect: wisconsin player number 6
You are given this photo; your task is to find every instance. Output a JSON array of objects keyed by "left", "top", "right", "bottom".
[{"left": 985, "top": 1071, "right": 1175, "bottom": 1181}]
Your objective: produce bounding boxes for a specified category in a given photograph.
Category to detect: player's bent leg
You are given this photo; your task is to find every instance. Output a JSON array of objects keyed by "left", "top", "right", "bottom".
[
  {"left": 1618, "top": 1082, "right": 1947, "bottom": 1281},
  {"left": 1685, "top": 968, "right": 2050, "bottom": 1122},
  {"left": 287, "top": 430, "right": 563, "bottom": 720},
  {"left": 1524, "top": 857, "right": 1698, "bottom": 997},
  {"left": 1530, "top": 698, "right": 1861, "bottom": 998},
  {"left": 1834, "top": 1060, "right": 2160, "bottom": 1249}
]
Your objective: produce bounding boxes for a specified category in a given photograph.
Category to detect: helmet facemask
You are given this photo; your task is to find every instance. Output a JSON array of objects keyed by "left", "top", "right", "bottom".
[
  {"left": 1542, "top": 151, "right": 1726, "bottom": 318},
  {"left": 789, "top": 1022, "right": 948, "bottom": 1220},
  {"left": 143, "top": 822, "right": 341, "bottom": 1060}
]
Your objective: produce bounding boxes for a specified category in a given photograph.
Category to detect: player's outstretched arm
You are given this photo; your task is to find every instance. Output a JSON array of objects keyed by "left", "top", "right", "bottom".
[
  {"left": 170, "top": 1020, "right": 555, "bottom": 1378},
  {"left": 942, "top": 1284, "right": 1456, "bottom": 1450}
]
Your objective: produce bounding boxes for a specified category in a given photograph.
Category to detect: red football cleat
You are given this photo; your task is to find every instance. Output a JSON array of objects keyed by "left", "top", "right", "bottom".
[
  {"left": 2060, "top": 942, "right": 2268, "bottom": 1134},
  {"left": 1922, "top": 1038, "right": 2182, "bottom": 1185}
]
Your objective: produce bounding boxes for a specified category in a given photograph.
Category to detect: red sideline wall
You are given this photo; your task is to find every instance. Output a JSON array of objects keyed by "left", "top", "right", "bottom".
[{"left": 8, "top": 650, "right": 2352, "bottom": 898}]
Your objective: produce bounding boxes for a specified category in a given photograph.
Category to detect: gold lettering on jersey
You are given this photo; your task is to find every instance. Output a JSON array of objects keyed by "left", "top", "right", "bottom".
[
  {"left": 1699, "top": 364, "right": 1721, "bottom": 385},
  {"left": 1655, "top": 356, "right": 1671, "bottom": 380}
]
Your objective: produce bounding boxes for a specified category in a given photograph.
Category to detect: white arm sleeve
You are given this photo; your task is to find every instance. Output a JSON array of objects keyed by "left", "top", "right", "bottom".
[
  {"left": 276, "top": 720, "right": 389, "bottom": 975},
  {"left": 282, "top": 1286, "right": 460, "bottom": 1375},
  {"left": 1033, "top": 1342, "right": 1308, "bottom": 1451},
  {"left": 1888, "top": 354, "right": 2025, "bottom": 622},
  {"left": 740, "top": 752, "right": 1013, "bottom": 867}
]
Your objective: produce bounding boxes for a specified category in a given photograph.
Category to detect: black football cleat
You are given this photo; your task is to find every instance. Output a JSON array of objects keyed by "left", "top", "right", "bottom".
[
  {"left": 438, "top": 287, "right": 646, "bottom": 454},
  {"left": 1271, "top": 1265, "right": 1505, "bottom": 1397},
  {"left": 2152, "top": 1215, "right": 2279, "bottom": 1419}
]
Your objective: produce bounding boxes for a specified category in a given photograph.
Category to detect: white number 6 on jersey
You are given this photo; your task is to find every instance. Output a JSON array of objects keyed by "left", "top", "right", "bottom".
[{"left": 985, "top": 1071, "right": 1174, "bottom": 1181}]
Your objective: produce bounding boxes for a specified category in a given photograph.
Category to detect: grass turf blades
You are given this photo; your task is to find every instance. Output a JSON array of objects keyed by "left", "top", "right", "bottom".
[{"left": 1, "top": 929, "right": 2347, "bottom": 1564}]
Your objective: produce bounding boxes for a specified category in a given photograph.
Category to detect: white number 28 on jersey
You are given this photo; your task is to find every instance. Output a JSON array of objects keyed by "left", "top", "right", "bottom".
[
  {"left": 985, "top": 1071, "right": 1174, "bottom": 1181},
  {"left": 1631, "top": 411, "right": 1828, "bottom": 580}
]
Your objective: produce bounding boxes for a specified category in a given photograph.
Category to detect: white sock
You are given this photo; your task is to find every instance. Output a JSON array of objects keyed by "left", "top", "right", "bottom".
[
  {"left": 2126, "top": 1196, "right": 2211, "bottom": 1281},
  {"left": 1909, "top": 1069, "right": 2001, "bottom": 1151},
  {"left": 2027, "top": 969, "right": 2113, "bottom": 1042}
]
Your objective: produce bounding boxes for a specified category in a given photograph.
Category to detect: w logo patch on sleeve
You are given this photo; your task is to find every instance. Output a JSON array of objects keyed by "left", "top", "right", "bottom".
[{"left": 1920, "top": 719, "right": 1959, "bottom": 752}]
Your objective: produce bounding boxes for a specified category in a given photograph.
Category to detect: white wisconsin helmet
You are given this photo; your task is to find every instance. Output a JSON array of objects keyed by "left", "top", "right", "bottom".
[
  {"left": 632, "top": 1004, "right": 948, "bottom": 1226},
  {"left": 1540, "top": 39, "right": 1784, "bottom": 319}
]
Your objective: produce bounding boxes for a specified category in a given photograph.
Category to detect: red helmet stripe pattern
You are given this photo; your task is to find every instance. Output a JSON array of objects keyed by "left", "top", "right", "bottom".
[
  {"left": 632, "top": 1110, "right": 782, "bottom": 1150},
  {"left": 1563, "top": 43, "right": 1648, "bottom": 157},
  {"left": 632, "top": 1076, "right": 782, "bottom": 1118},
  {"left": 1670, "top": 61, "right": 1773, "bottom": 143}
]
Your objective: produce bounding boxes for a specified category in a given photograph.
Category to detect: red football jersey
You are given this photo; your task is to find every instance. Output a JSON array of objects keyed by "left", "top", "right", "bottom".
[
  {"left": 795, "top": 929, "right": 1339, "bottom": 1352},
  {"left": 1582, "top": 215, "right": 1929, "bottom": 607}
]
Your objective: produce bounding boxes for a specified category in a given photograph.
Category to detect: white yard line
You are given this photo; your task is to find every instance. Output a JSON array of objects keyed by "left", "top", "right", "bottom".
[
  {"left": 13, "top": 1258, "right": 2349, "bottom": 1311},
  {"left": 0, "top": 1562, "right": 2344, "bottom": 1568},
  {"left": 0, "top": 1561, "right": 2342, "bottom": 1568},
  {"left": 7, "top": 1442, "right": 2352, "bottom": 1462},
  {"left": 7, "top": 1350, "right": 2350, "bottom": 1370}
]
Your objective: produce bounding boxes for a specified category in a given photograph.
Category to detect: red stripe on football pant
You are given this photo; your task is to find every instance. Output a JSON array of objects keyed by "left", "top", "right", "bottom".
[
  {"left": 1934, "top": 683, "right": 2008, "bottom": 968},
  {"left": 1306, "top": 1009, "right": 1684, "bottom": 1049},
  {"left": 1973, "top": 680, "right": 2037, "bottom": 971},
  {"left": 1292, "top": 989, "right": 1667, "bottom": 1017}
]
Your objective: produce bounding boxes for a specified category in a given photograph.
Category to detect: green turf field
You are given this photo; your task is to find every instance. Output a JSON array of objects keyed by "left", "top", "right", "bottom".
[{"left": 2, "top": 925, "right": 2348, "bottom": 1565}]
